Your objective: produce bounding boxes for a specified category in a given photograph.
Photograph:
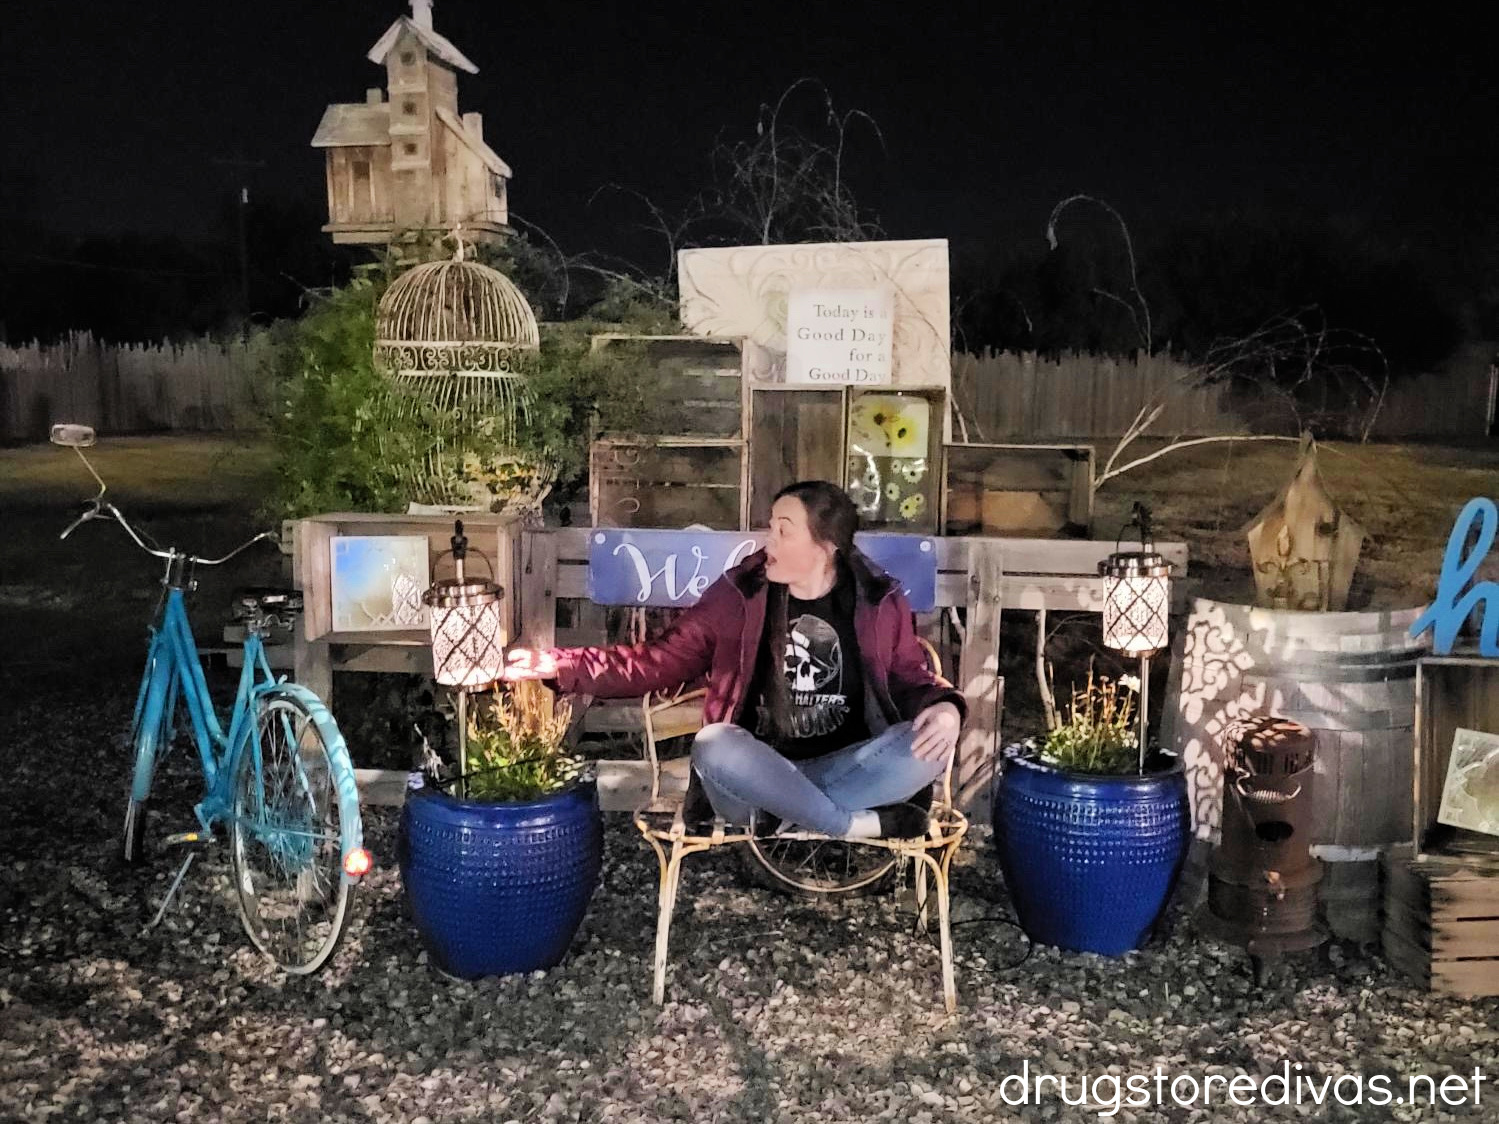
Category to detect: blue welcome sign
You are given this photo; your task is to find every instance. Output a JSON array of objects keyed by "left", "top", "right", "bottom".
[
  {"left": 1410, "top": 497, "right": 1499, "bottom": 655},
  {"left": 587, "top": 529, "right": 939, "bottom": 611}
]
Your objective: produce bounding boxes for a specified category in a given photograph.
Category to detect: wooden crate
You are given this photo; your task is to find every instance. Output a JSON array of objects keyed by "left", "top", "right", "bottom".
[
  {"left": 590, "top": 437, "right": 746, "bottom": 530},
  {"left": 1414, "top": 657, "right": 1499, "bottom": 858},
  {"left": 1382, "top": 843, "right": 1499, "bottom": 997},
  {"left": 295, "top": 512, "right": 523, "bottom": 646},
  {"left": 590, "top": 335, "right": 744, "bottom": 438},
  {"left": 941, "top": 443, "right": 1094, "bottom": 537},
  {"left": 748, "top": 389, "right": 845, "bottom": 526},
  {"left": 288, "top": 512, "right": 525, "bottom": 713}
]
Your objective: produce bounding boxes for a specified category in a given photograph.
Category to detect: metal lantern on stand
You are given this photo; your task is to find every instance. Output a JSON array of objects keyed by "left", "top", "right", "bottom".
[
  {"left": 423, "top": 520, "right": 506, "bottom": 792},
  {"left": 1100, "top": 502, "right": 1174, "bottom": 772}
]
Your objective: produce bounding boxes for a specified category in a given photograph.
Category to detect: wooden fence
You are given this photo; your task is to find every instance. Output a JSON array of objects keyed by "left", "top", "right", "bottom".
[
  {"left": 952, "top": 345, "right": 1498, "bottom": 442},
  {"left": 951, "top": 349, "right": 1237, "bottom": 441},
  {"left": 0, "top": 331, "right": 270, "bottom": 443},
  {"left": 4, "top": 330, "right": 1491, "bottom": 446},
  {"left": 1365, "top": 342, "right": 1496, "bottom": 441}
]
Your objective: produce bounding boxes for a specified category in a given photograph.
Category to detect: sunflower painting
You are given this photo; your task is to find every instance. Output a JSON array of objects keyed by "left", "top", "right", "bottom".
[
  {"left": 845, "top": 393, "right": 935, "bottom": 530},
  {"left": 848, "top": 395, "right": 929, "bottom": 457}
]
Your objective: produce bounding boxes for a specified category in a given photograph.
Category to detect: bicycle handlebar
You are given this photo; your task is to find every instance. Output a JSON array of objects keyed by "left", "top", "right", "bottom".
[
  {"left": 193, "top": 528, "right": 280, "bottom": 566},
  {"left": 59, "top": 500, "right": 278, "bottom": 565}
]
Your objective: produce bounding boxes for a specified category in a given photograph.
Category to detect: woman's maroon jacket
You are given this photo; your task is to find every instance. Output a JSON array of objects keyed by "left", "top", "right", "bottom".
[{"left": 550, "top": 549, "right": 965, "bottom": 732}]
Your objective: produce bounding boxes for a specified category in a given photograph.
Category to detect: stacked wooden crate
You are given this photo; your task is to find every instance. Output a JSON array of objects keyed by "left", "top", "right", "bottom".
[
  {"left": 1379, "top": 657, "right": 1499, "bottom": 996},
  {"left": 588, "top": 336, "right": 747, "bottom": 531},
  {"left": 1382, "top": 844, "right": 1499, "bottom": 997},
  {"left": 942, "top": 443, "right": 1094, "bottom": 537}
]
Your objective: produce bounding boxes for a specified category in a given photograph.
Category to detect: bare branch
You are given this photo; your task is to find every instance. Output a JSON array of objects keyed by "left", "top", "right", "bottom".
[
  {"left": 705, "top": 79, "right": 886, "bottom": 247},
  {"left": 1095, "top": 434, "right": 1304, "bottom": 491},
  {"left": 1047, "top": 193, "right": 1153, "bottom": 354},
  {"left": 1086, "top": 302, "right": 1393, "bottom": 498}
]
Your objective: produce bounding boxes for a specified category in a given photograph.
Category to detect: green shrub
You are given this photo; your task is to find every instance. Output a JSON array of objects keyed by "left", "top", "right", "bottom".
[
  {"left": 266, "top": 264, "right": 665, "bottom": 521},
  {"left": 265, "top": 268, "right": 409, "bottom": 520}
]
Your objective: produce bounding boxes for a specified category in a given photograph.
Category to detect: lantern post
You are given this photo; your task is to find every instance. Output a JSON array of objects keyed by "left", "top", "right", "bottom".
[
  {"left": 423, "top": 520, "right": 506, "bottom": 794},
  {"left": 1100, "top": 502, "right": 1173, "bottom": 773}
]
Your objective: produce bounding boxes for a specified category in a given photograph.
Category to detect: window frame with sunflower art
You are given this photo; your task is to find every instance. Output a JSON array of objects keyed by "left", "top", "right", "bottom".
[{"left": 843, "top": 389, "right": 945, "bottom": 534}]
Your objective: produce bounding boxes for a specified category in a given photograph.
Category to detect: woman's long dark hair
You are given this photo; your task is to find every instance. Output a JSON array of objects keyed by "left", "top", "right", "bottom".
[{"left": 762, "top": 481, "right": 859, "bottom": 746}]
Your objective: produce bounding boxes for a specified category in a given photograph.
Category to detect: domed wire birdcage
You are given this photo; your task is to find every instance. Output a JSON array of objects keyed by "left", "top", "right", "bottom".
[{"left": 374, "top": 237, "right": 554, "bottom": 513}]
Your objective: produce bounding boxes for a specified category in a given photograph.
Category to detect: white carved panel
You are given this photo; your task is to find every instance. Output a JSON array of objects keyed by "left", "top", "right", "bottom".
[{"left": 677, "top": 240, "right": 950, "bottom": 390}]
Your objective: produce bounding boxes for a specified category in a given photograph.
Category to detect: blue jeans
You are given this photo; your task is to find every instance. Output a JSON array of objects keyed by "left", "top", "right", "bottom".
[{"left": 690, "top": 721, "right": 945, "bottom": 836}]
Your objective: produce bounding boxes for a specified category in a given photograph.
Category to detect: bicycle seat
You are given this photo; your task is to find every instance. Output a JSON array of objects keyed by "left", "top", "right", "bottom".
[{"left": 233, "top": 587, "right": 304, "bottom": 619}]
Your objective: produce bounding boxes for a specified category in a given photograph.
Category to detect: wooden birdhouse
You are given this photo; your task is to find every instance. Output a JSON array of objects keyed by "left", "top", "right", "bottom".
[
  {"left": 1245, "top": 436, "right": 1365, "bottom": 611},
  {"left": 311, "top": 0, "right": 512, "bottom": 247}
]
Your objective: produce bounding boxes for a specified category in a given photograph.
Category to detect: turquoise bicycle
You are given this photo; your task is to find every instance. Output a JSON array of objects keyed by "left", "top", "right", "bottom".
[{"left": 52, "top": 424, "right": 370, "bottom": 974}]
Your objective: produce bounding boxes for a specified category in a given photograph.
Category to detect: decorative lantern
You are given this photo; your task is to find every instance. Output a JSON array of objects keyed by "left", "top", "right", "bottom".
[
  {"left": 1100, "top": 502, "right": 1173, "bottom": 771},
  {"left": 423, "top": 520, "right": 506, "bottom": 787}
]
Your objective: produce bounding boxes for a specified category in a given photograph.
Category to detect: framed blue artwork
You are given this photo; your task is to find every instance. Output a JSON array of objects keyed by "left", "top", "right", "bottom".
[{"left": 330, "top": 535, "right": 430, "bottom": 632}]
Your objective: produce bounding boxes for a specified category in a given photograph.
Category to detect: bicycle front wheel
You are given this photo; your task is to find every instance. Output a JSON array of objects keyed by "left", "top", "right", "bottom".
[{"left": 231, "top": 694, "right": 353, "bottom": 973}]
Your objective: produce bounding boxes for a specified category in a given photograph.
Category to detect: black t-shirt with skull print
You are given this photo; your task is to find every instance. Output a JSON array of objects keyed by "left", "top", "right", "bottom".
[{"left": 745, "top": 567, "right": 869, "bottom": 761}]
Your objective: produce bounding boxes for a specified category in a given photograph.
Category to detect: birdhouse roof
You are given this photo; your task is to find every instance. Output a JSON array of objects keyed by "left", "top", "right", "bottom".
[
  {"left": 367, "top": 16, "right": 478, "bottom": 75},
  {"left": 434, "top": 106, "right": 512, "bottom": 178},
  {"left": 311, "top": 103, "right": 392, "bottom": 148}
]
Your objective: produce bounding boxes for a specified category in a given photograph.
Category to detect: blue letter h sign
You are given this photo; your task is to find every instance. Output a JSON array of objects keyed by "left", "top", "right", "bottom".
[{"left": 1410, "top": 497, "right": 1499, "bottom": 656}]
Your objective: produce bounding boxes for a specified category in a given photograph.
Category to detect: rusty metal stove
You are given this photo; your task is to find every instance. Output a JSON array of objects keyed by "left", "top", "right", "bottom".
[{"left": 1206, "top": 716, "right": 1328, "bottom": 981}]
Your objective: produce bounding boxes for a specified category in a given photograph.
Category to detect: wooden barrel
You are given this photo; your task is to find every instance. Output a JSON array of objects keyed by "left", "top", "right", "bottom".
[
  {"left": 1166, "top": 599, "right": 1428, "bottom": 944},
  {"left": 1319, "top": 858, "right": 1382, "bottom": 945},
  {"left": 1167, "top": 598, "right": 1427, "bottom": 848}
]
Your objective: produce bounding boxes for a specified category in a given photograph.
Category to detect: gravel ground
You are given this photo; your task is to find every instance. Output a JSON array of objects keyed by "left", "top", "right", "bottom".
[{"left": 4, "top": 685, "right": 1498, "bottom": 1124}]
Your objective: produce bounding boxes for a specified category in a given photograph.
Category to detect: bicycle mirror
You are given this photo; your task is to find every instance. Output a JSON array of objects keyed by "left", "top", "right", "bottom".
[{"left": 50, "top": 423, "right": 96, "bottom": 448}]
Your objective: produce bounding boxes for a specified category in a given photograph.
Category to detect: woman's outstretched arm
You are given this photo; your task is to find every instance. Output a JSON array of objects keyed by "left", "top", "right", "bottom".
[{"left": 501, "top": 583, "right": 725, "bottom": 698}]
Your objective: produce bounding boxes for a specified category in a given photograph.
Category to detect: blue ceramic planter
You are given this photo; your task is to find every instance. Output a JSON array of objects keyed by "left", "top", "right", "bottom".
[
  {"left": 398, "top": 779, "right": 603, "bottom": 978},
  {"left": 994, "top": 752, "right": 1189, "bottom": 955}
]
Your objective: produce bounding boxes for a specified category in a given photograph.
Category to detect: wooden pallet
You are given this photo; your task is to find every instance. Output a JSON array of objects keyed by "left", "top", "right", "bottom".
[{"left": 1382, "top": 843, "right": 1499, "bottom": 997}]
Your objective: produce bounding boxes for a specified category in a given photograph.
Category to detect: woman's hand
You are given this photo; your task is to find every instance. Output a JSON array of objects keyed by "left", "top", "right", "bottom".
[
  {"left": 911, "top": 701, "right": 961, "bottom": 762},
  {"left": 499, "top": 647, "right": 558, "bottom": 681}
]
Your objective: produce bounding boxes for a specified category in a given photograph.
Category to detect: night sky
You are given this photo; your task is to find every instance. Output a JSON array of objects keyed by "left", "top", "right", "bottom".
[{"left": 2, "top": 0, "right": 1491, "bottom": 263}]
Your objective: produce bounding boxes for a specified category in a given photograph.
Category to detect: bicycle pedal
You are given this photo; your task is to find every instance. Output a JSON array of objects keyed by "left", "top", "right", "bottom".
[{"left": 163, "top": 831, "right": 213, "bottom": 848}]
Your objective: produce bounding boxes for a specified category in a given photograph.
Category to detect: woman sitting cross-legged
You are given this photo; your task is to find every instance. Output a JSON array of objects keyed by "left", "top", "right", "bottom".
[{"left": 500, "top": 480, "right": 965, "bottom": 839}]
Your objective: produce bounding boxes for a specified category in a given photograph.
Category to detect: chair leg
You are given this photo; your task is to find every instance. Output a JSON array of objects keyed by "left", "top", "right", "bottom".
[
  {"left": 644, "top": 701, "right": 661, "bottom": 805},
  {"left": 915, "top": 856, "right": 930, "bottom": 932},
  {"left": 934, "top": 850, "right": 957, "bottom": 1014},
  {"left": 914, "top": 850, "right": 958, "bottom": 1013},
  {"left": 652, "top": 838, "right": 687, "bottom": 1004}
]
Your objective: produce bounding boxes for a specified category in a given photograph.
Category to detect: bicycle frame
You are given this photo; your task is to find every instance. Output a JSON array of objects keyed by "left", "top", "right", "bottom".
[{"left": 130, "top": 582, "right": 282, "bottom": 832}]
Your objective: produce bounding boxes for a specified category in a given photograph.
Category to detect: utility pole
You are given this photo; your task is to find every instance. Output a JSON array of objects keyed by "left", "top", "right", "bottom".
[{"left": 213, "top": 155, "right": 265, "bottom": 319}]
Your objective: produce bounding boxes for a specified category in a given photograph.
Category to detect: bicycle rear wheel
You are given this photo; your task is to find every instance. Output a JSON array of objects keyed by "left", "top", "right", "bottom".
[
  {"left": 742, "top": 833, "right": 897, "bottom": 897},
  {"left": 231, "top": 693, "right": 353, "bottom": 973}
]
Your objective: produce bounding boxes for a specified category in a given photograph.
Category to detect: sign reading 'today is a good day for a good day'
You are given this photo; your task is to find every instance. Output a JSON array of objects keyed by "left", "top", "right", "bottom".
[{"left": 784, "top": 287, "right": 894, "bottom": 385}]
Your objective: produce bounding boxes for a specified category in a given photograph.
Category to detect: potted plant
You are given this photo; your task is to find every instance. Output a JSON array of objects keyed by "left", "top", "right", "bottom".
[
  {"left": 398, "top": 680, "right": 602, "bottom": 978},
  {"left": 993, "top": 669, "right": 1190, "bottom": 955}
]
